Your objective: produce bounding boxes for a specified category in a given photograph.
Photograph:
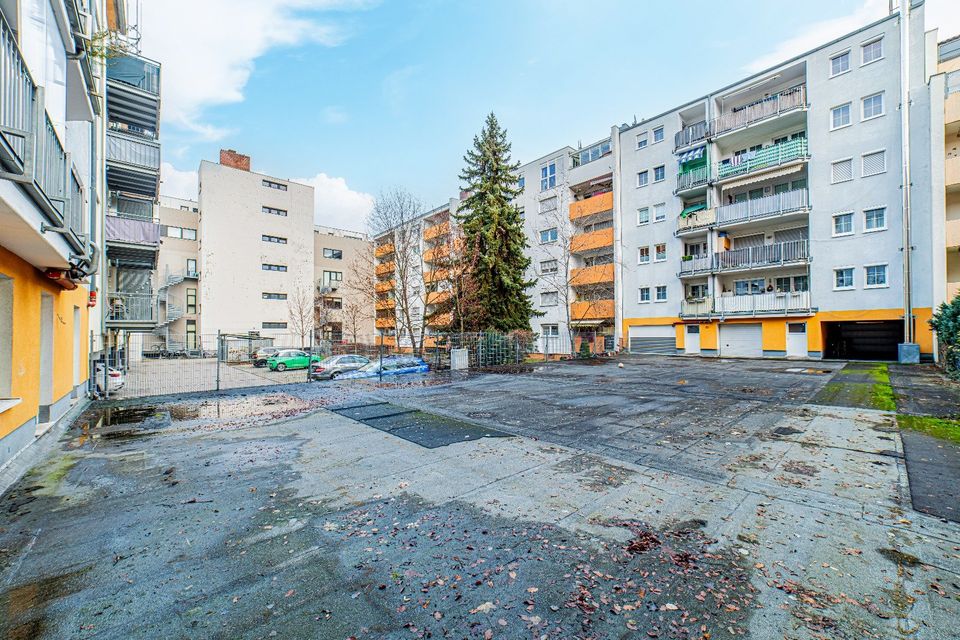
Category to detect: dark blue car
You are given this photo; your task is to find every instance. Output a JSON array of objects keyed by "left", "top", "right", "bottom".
[{"left": 339, "top": 356, "right": 429, "bottom": 379}]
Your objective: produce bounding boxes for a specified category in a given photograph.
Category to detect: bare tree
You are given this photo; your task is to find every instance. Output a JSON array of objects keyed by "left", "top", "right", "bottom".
[
  {"left": 342, "top": 243, "right": 378, "bottom": 345},
  {"left": 287, "top": 280, "right": 314, "bottom": 347},
  {"left": 427, "top": 224, "right": 482, "bottom": 334},
  {"left": 314, "top": 280, "right": 341, "bottom": 345}
]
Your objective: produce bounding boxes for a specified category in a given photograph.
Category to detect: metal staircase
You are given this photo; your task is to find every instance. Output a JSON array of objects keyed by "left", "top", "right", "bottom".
[{"left": 152, "top": 266, "right": 187, "bottom": 352}]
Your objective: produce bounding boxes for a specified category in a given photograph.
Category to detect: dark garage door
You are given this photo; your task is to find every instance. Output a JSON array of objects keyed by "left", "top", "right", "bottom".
[{"left": 823, "top": 321, "right": 903, "bottom": 360}]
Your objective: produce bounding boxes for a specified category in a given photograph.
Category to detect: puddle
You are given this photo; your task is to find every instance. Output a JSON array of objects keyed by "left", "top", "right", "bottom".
[{"left": 0, "top": 566, "right": 90, "bottom": 639}]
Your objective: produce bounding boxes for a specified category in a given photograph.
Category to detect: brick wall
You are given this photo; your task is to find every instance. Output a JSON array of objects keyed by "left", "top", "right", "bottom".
[{"left": 219, "top": 149, "right": 250, "bottom": 171}]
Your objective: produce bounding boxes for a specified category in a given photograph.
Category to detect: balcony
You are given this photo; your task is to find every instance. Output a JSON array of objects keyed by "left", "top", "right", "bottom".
[
  {"left": 375, "top": 280, "right": 395, "bottom": 293},
  {"left": 676, "top": 208, "right": 716, "bottom": 235},
  {"left": 716, "top": 138, "right": 808, "bottom": 182},
  {"left": 947, "top": 90, "right": 960, "bottom": 127},
  {"left": 426, "top": 312, "right": 453, "bottom": 327},
  {"left": 376, "top": 299, "right": 395, "bottom": 311},
  {"left": 717, "top": 240, "right": 808, "bottom": 272},
  {"left": 679, "top": 254, "right": 713, "bottom": 276},
  {"left": 375, "top": 261, "right": 395, "bottom": 277},
  {"left": 675, "top": 165, "right": 710, "bottom": 194},
  {"left": 947, "top": 217, "right": 960, "bottom": 249},
  {"left": 569, "top": 191, "right": 613, "bottom": 222},
  {"left": 680, "top": 298, "right": 712, "bottom": 318},
  {"left": 712, "top": 85, "right": 806, "bottom": 138},
  {"left": 947, "top": 155, "right": 960, "bottom": 189},
  {"left": 423, "top": 268, "right": 449, "bottom": 283},
  {"left": 715, "top": 189, "right": 809, "bottom": 228},
  {"left": 570, "top": 227, "right": 614, "bottom": 254},
  {"left": 106, "top": 292, "right": 158, "bottom": 328},
  {"left": 106, "top": 129, "right": 161, "bottom": 197},
  {"left": 571, "top": 264, "right": 615, "bottom": 286},
  {"left": 674, "top": 121, "right": 710, "bottom": 151},
  {"left": 716, "top": 291, "right": 812, "bottom": 316},
  {"left": 105, "top": 215, "right": 160, "bottom": 268},
  {"left": 376, "top": 318, "right": 396, "bottom": 329},
  {"left": 570, "top": 299, "right": 615, "bottom": 320},
  {"left": 375, "top": 243, "right": 395, "bottom": 258},
  {"left": 106, "top": 53, "right": 161, "bottom": 133},
  {"left": 424, "top": 220, "right": 450, "bottom": 241},
  {"left": 423, "top": 244, "right": 449, "bottom": 263},
  {"left": 425, "top": 290, "right": 451, "bottom": 305}
]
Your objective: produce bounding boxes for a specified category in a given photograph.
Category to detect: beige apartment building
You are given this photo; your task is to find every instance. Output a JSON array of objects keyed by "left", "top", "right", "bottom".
[
  {"left": 940, "top": 37, "right": 960, "bottom": 301},
  {"left": 313, "top": 224, "right": 375, "bottom": 342}
]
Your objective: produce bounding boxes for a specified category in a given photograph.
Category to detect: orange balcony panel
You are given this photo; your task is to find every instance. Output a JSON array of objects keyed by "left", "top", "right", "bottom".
[
  {"left": 376, "top": 318, "right": 396, "bottom": 329},
  {"left": 427, "top": 312, "right": 453, "bottom": 327},
  {"left": 570, "top": 299, "right": 615, "bottom": 320},
  {"left": 425, "top": 290, "right": 451, "bottom": 305},
  {"left": 570, "top": 264, "right": 615, "bottom": 286},
  {"left": 375, "top": 243, "right": 395, "bottom": 258},
  {"left": 424, "top": 220, "right": 450, "bottom": 241},
  {"left": 423, "top": 268, "right": 450, "bottom": 283},
  {"left": 378, "top": 336, "right": 397, "bottom": 347},
  {"left": 375, "top": 261, "right": 395, "bottom": 277},
  {"left": 376, "top": 299, "right": 394, "bottom": 311},
  {"left": 423, "top": 245, "right": 450, "bottom": 263},
  {"left": 570, "top": 227, "right": 614, "bottom": 254},
  {"left": 375, "top": 280, "right": 395, "bottom": 293},
  {"left": 569, "top": 191, "right": 613, "bottom": 222}
]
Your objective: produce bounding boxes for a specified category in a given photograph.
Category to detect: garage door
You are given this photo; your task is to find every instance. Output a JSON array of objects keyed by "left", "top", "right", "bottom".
[
  {"left": 719, "top": 323, "right": 762, "bottom": 358},
  {"left": 824, "top": 321, "right": 903, "bottom": 360},
  {"left": 628, "top": 325, "right": 676, "bottom": 355}
]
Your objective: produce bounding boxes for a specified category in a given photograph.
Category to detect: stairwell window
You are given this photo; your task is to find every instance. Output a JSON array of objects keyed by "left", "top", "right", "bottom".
[
  {"left": 540, "top": 259, "right": 558, "bottom": 274},
  {"left": 186, "top": 288, "right": 196, "bottom": 313},
  {"left": 540, "top": 162, "right": 556, "bottom": 191},
  {"left": 861, "top": 38, "right": 883, "bottom": 65},
  {"left": 262, "top": 234, "right": 287, "bottom": 244},
  {"left": 865, "top": 264, "right": 888, "bottom": 288},
  {"left": 262, "top": 322, "right": 287, "bottom": 329},
  {"left": 834, "top": 267, "right": 854, "bottom": 290},
  {"left": 262, "top": 263, "right": 287, "bottom": 272},
  {"left": 864, "top": 207, "right": 887, "bottom": 232},
  {"left": 830, "top": 50, "right": 850, "bottom": 77},
  {"left": 655, "top": 285, "right": 667, "bottom": 302},
  {"left": 861, "top": 150, "right": 886, "bottom": 177},
  {"left": 637, "top": 207, "right": 650, "bottom": 225},
  {"left": 263, "top": 179, "right": 287, "bottom": 191},
  {"left": 540, "top": 291, "right": 558, "bottom": 307},
  {"left": 861, "top": 93, "right": 884, "bottom": 121},
  {"left": 262, "top": 206, "right": 288, "bottom": 217},
  {"left": 262, "top": 292, "right": 287, "bottom": 300},
  {"left": 539, "top": 227, "right": 558, "bottom": 244},
  {"left": 830, "top": 103, "right": 851, "bottom": 130},
  {"left": 831, "top": 158, "right": 853, "bottom": 184}
]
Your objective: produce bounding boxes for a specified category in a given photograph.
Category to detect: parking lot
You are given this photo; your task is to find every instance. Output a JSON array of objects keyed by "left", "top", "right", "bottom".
[{"left": 1, "top": 356, "right": 958, "bottom": 639}]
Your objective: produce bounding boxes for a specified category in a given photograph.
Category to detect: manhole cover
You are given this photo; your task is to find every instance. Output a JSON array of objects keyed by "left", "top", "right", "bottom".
[{"left": 330, "top": 403, "right": 511, "bottom": 449}]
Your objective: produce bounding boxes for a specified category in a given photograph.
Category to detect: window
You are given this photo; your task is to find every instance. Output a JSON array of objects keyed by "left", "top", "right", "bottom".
[
  {"left": 861, "top": 38, "right": 883, "bottom": 65},
  {"left": 186, "top": 320, "right": 197, "bottom": 350},
  {"left": 775, "top": 277, "right": 792, "bottom": 293},
  {"left": 865, "top": 264, "right": 888, "bottom": 288},
  {"left": 262, "top": 206, "right": 288, "bottom": 217},
  {"left": 540, "top": 162, "right": 556, "bottom": 191},
  {"left": 518, "top": 176, "right": 525, "bottom": 189},
  {"left": 831, "top": 103, "right": 851, "bottom": 129},
  {"left": 864, "top": 207, "right": 886, "bottom": 231},
  {"left": 734, "top": 279, "right": 765, "bottom": 295},
  {"left": 833, "top": 212, "right": 854, "bottom": 236},
  {"left": 323, "top": 297, "right": 343, "bottom": 309},
  {"left": 636, "top": 132, "right": 648, "bottom": 149},
  {"left": 539, "top": 197, "right": 558, "bottom": 213},
  {"left": 180, "top": 205, "right": 190, "bottom": 211},
  {"left": 830, "top": 50, "right": 850, "bottom": 76},
  {"left": 653, "top": 127, "right": 664, "bottom": 143},
  {"left": 639, "top": 287, "right": 650, "bottom": 303},
  {"left": 262, "top": 234, "right": 287, "bottom": 244},
  {"left": 262, "top": 292, "right": 287, "bottom": 300},
  {"left": 861, "top": 93, "right": 884, "bottom": 120},
  {"left": 637, "top": 207, "right": 650, "bottom": 225},
  {"left": 540, "top": 259, "right": 558, "bottom": 274},
  {"left": 539, "top": 227, "right": 558, "bottom": 244},
  {"left": 323, "top": 248, "right": 343, "bottom": 259},
  {"left": 540, "top": 291, "right": 559, "bottom": 306},
  {"left": 186, "top": 288, "right": 196, "bottom": 313},
  {"left": 653, "top": 203, "right": 666, "bottom": 222},
  {"left": 572, "top": 140, "right": 612, "bottom": 167},
  {"left": 653, "top": 165, "right": 665, "bottom": 182},
  {"left": 165, "top": 226, "right": 182, "bottom": 239},
  {"left": 793, "top": 275, "right": 809, "bottom": 292},
  {"left": 862, "top": 150, "right": 886, "bottom": 177},
  {"left": 262, "top": 263, "right": 287, "bottom": 272},
  {"left": 322, "top": 270, "right": 343, "bottom": 287},
  {"left": 262, "top": 322, "right": 288, "bottom": 329},
  {"left": 654, "top": 243, "right": 666, "bottom": 262},
  {"left": 182, "top": 228, "right": 197, "bottom": 240},
  {"left": 541, "top": 324, "right": 559, "bottom": 337},
  {"left": 637, "top": 171, "right": 649, "bottom": 187},
  {"left": 263, "top": 179, "right": 287, "bottom": 191},
  {"left": 186, "top": 259, "right": 197, "bottom": 276},
  {"left": 638, "top": 246, "right": 650, "bottom": 264},
  {"left": 688, "top": 284, "right": 707, "bottom": 299},
  {"left": 655, "top": 285, "right": 667, "bottom": 301},
  {"left": 831, "top": 159, "right": 853, "bottom": 183},
  {"left": 834, "top": 267, "right": 854, "bottom": 290}
]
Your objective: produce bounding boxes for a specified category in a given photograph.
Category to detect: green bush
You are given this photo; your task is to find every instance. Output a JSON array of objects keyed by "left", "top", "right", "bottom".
[
  {"left": 579, "top": 339, "right": 592, "bottom": 359},
  {"left": 930, "top": 293, "right": 960, "bottom": 374}
]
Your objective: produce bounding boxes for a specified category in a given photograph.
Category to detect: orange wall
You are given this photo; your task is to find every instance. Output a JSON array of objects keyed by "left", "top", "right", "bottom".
[
  {"left": 0, "top": 247, "right": 89, "bottom": 439},
  {"left": 806, "top": 308, "right": 934, "bottom": 354}
]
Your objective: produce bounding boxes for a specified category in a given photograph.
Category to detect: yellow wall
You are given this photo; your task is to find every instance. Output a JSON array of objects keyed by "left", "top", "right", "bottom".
[
  {"left": 806, "top": 308, "right": 933, "bottom": 355},
  {"left": 0, "top": 247, "right": 89, "bottom": 439}
]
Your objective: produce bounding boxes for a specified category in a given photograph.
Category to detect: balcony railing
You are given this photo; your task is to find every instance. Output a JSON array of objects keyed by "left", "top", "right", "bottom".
[
  {"left": 570, "top": 299, "right": 615, "bottom": 320},
  {"left": 425, "top": 290, "right": 451, "bottom": 305},
  {"left": 569, "top": 191, "right": 614, "bottom": 221},
  {"left": 375, "top": 261, "right": 395, "bottom": 277},
  {"left": 375, "top": 243, "right": 395, "bottom": 258},
  {"left": 107, "top": 53, "right": 161, "bottom": 95},
  {"left": 679, "top": 254, "right": 712, "bottom": 275},
  {"left": 680, "top": 298, "right": 712, "bottom": 317},
  {"left": 717, "top": 240, "right": 808, "bottom": 271},
  {"left": 570, "top": 264, "right": 615, "bottom": 286},
  {"left": 107, "top": 292, "right": 158, "bottom": 323},
  {"left": 675, "top": 165, "right": 710, "bottom": 193},
  {"left": 716, "top": 290, "right": 812, "bottom": 315},
  {"left": 716, "top": 137, "right": 808, "bottom": 181},
  {"left": 676, "top": 208, "right": 716, "bottom": 234},
  {"left": 105, "top": 215, "right": 160, "bottom": 246},
  {"left": 423, "top": 220, "right": 450, "bottom": 241},
  {"left": 107, "top": 130, "right": 161, "bottom": 170},
  {"left": 712, "top": 85, "right": 806, "bottom": 137},
  {"left": 674, "top": 121, "right": 710, "bottom": 150},
  {"left": 570, "top": 227, "right": 614, "bottom": 254},
  {"left": 716, "top": 189, "right": 809, "bottom": 227}
]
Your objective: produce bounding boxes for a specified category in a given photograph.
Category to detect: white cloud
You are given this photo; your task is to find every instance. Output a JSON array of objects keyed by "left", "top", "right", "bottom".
[
  {"left": 292, "top": 173, "right": 375, "bottom": 231},
  {"left": 160, "top": 162, "right": 198, "bottom": 200},
  {"left": 139, "top": 1, "right": 370, "bottom": 141}
]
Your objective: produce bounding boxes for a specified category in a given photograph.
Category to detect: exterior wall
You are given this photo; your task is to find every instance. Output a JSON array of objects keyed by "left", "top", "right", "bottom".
[
  {"left": 197, "top": 161, "right": 314, "bottom": 341},
  {"left": 312, "top": 225, "right": 374, "bottom": 340},
  {"left": 149, "top": 198, "right": 200, "bottom": 349}
]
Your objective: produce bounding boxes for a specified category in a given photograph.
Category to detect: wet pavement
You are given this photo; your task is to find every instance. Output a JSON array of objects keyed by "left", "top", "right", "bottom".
[{"left": 0, "top": 356, "right": 958, "bottom": 639}]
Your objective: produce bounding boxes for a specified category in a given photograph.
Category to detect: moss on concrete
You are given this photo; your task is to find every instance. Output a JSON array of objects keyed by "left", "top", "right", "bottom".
[
  {"left": 30, "top": 454, "right": 77, "bottom": 496},
  {"left": 897, "top": 415, "right": 960, "bottom": 444}
]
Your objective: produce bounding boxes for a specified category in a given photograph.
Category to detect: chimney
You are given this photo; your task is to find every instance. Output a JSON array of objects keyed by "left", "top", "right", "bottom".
[{"left": 219, "top": 149, "right": 251, "bottom": 171}]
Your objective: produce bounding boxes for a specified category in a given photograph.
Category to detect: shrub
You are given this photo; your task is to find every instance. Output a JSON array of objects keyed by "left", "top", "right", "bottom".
[{"left": 929, "top": 294, "right": 960, "bottom": 374}]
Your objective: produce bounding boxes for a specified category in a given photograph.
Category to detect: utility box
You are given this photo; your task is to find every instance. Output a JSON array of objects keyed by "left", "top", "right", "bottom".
[
  {"left": 898, "top": 342, "right": 920, "bottom": 364},
  {"left": 450, "top": 348, "right": 469, "bottom": 371}
]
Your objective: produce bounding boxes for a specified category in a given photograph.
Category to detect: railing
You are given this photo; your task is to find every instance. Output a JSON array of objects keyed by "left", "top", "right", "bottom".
[
  {"left": 570, "top": 264, "right": 615, "bottom": 286},
  {"left": 712, "top": 85, "right": 806, "bottom": 137},
  {"left": 570, "top": 299, "right": 615, "bottom": 320},
  {"left": 105, "top": 215, "right": 160, "bottom": 246},
  {"left": 107, "top": 129, "right": 161, "bottom": 169},
  {"left": 107, "top": 53, "right": 161, "bottom": 95},
  {"left": 716, "top": 189, "right": 809, "bottom": 226},
  {"left": 65, "top": 169, "right": 84, "bottom": 238},
  {"left": 675, "top": 165, "right": 710, "bottom": 193},
  {"left": 108, "top": 120, "right": 157, "bottom": 140},
  {"left": 674, "top": 121, "right": 710, "bottom": 150},
  {"left": 680, "top": 298, "right": 712, "bottom": 317},
  {"left": 570, "top": 227, "right": 614, "bottom": 253},
  {"left": 0, "top": 13, "right": 35, "bottom": 165},
  {"left": 679, "top": 254, "right": 712, "bottom": 275},
  {"left": 569, "top": 191, "right": 614, "bottom": 221},
  {"left": 716, "top": 137, "right": 808, "bottom": 181},
  {"left": 106, "top": 292, "right": 158, "bottom": 323},
  {"left": 676, "top": 208, "right": 716, "bottom": 233},
  {"left": 717, "top": 240, "right": 808, "bottom": 271},
  {"left": 716, "top": 290, "right": 811, "bottom": 315}
]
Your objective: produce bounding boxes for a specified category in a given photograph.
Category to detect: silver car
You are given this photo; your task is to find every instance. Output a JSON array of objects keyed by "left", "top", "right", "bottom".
[{"left": 310, "top": 354, "right": 370, "bottom": 380}]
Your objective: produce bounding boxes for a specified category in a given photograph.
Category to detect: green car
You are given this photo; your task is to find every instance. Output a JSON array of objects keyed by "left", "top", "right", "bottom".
[{"left": 266, "top": 349, "right": 321, "bottom": 372}]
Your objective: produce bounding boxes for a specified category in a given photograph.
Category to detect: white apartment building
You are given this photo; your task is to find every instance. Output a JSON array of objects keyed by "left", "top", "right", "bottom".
[{"left": 313, "top": 224, "right": 375, "bottom": 342}]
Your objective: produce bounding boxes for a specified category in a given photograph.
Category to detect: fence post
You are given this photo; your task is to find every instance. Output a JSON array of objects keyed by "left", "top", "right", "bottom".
[
  {"left": 378, "top": 332, "right": 383, "bottom": 383},
  {"left": 307, "top": 329, "right": 313, "bottom": 383},
  {"left": 216, "top": 330, "right": 221, "bottom": 392}
]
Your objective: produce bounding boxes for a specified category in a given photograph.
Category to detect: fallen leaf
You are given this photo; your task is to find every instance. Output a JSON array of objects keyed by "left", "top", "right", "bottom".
[{"left": 471, "top": 602, "right": 496, "bottom": 614}]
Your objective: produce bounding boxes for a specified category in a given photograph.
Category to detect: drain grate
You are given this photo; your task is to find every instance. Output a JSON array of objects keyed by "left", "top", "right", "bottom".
[{"left": 329, "top": 403, "right": 512, "bottom": 449}]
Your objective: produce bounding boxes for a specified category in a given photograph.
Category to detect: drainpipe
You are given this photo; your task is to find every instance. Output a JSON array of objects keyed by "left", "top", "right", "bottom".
[{"left": 898, "top": 0, "right": 919, "bottom": 363}]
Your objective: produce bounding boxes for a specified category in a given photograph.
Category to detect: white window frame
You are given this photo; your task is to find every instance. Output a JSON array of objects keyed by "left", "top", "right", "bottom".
[
  {"left": 830, "top": 103, "right": 851, "bottom": 130},
  {"left": 638, "top": 287, "right": 651, "bottom": 303},
  {"left": 652, "top": 127, "right": 664, "bottom": 144},
  {"left": 539, "top": 227, "right": 558, "bottom": 244},
  {"left": 653, "top": 165, "right": 665, "bottom": 183},
  {"left": 637, "top": 246, "right": 650, "bottom": 264},
  {"left": 832, "top": 211, "right": 854, "bottom": 237},
  {"left": 637, "top": 207, "right": 650, "bottom": 225},
  {"left": 637, "top": 171, "right": 649, "bottom": 188},
  {"left": 541, "top": 323, "right": 559, "bottom": 337},
  {"left": 540, "top": 162, "right": 557, "bottom": 191},
  {"left": 654, "top": 243, "right": 667, "bottom": 263},
  {"left": 540, "top": 291, "right": 559, "bottom": 307},
  {"left": 864, "top": 262, "right": 889, "bottom": 289},
  {"left": 540, "top": 259, "right": 558, "bottom": 274},
  {"left": 861, "top": 37, "right": 883, "bottom": 66},
  {"left": 653, "top": 203, "right": 666, "bottom": 222},
  {"left": 861, "top": 92, "right": 884, "bottom": 121},
  {"left": 831, "top": 157, "right": 853, "bottom": 184},
  {"left": 833, "top": 266, "right": 855, "bottom": 291},
  {"left": 636, "top": 132, "right": 648, "bottom": 149},
  {"left": 830, "top": 50, "right": 851, "bottom": 78},
  {"left": 654, "top": 285, "right": 668, "bottom": 302},
  {"left": 861, "top": 149, "right": 886, "bottom": 177},
  {"left": 863, "top": 206, "right": 887, "bottom": 233}
]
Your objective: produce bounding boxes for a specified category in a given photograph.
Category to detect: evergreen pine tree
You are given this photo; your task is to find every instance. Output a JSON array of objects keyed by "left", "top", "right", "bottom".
[{"left": 457, "top": 112, "right": 537, "bottom": 332}]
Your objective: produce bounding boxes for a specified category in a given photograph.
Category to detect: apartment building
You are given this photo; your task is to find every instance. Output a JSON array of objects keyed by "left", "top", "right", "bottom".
[
  {"left": 313, "top": 224, "right": 374, "bottom": 342},
  {"left": 198, "top": 150, "right": 315, "bottom": 342},
  {"left": 939, "top": 37, "right": 960, "bottom": 301},
  {"left": 0, "top": 0, "right": 107, "bottom": 466}
]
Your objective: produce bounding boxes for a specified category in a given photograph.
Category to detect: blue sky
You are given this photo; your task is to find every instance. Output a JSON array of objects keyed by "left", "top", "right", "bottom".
[{"left": 142, "top": 0, "right": 959, "bottom": 231}]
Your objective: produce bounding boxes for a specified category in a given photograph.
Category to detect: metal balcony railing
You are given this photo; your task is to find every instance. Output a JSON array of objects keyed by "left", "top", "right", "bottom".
[
  {"left": 107, "top": 129, "right": 161, "bottom": 170},
  {"left": 716, "top": 240, "right": 808, "bottom": 271},
  {"left": 105, "top": 215, "right": 160, "bottom": 246},
  {"left": 106, "top": 292, "right": 158, "bottom": 323},
  {"left": 716, "top": 137, "right": 808, "bottom": 181},
  {"left": 674, "top": 121, "right": 710, "bottom": 150},
  {"left": 107, "top": 53, "right": 161, "bottom": 95},
  {"left": 680, "top": 298, "right": 712, "bottom": 317},
  {"left": 675, "top": 165, "right": 710, "bottom": 193},
  {"left": 679, "top": 254, "right": 713, "bottom": 275},
  {"left": 712, "top": 85, "right": 806, "bottom": 137},
  {"left": 715, "top": 290, "right": 812, "bottom": 315},
  {"left": 716, "top": 189, "right": 809, "bottom": 226}
]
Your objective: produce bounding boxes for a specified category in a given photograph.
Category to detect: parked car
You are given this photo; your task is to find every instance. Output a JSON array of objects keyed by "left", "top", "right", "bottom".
[
  {"left": 267, "top": 349, "right": 321, "bottom": 372},
  {"left": 252, "top": 347, "right": 281, "bottom": 367},
  {"left": 310, "top": 354, "right": 370, "bottom": 380},
  {"left": 94, "top": 363, "right": 125, "bottom": 393},
  {"left": 339, "top": 356, "right": 429, "bottom": 379}
]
